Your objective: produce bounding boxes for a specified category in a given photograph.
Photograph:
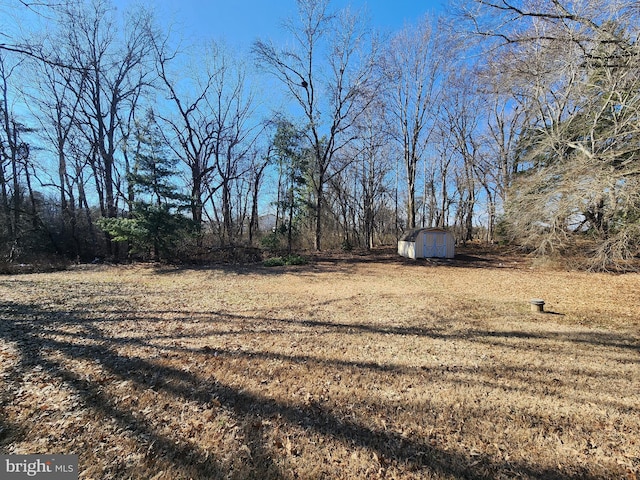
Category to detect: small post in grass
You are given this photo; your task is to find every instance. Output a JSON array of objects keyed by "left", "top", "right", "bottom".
[{"left": 530, "top": 298, "right": 545, "bottom": 313}]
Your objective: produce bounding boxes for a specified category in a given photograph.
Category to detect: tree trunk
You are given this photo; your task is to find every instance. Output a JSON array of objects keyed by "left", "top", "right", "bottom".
[
  {"left": 314, "top": 181, "right": 324, "bottom": 251},
  {"left": 0, "top": 159, "right": 12, "bottom": 241}
]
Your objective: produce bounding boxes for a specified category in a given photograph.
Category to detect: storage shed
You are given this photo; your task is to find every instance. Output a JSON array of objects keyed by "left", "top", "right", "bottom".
[{"left": 398, "top": 228, "right": 455, "bottom": 259}]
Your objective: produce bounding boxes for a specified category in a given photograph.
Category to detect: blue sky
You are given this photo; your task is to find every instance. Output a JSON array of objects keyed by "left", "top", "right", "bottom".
[{"left": 114, "top": 0, "right": 449, "bottom": 47}]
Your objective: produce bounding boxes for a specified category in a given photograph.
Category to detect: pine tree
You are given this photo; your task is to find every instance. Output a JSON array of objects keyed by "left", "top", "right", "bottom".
[
  {"left": 272, "top": 120, "right": 310, "bottom": 253},
  {"left": 98, "top": 120, "right": 192, "bottom": 261}
]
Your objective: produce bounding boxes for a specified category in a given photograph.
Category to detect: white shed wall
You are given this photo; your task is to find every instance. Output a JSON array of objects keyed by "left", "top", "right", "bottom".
[
  {"left": 398, "top": 229, "right": 455, "bottom": 259},
  {"left": 398, "top": 240, "right": 417, "bottom": 259}
]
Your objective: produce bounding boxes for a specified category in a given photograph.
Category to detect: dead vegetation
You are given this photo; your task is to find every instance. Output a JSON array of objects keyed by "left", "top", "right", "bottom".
[{"left": 0, "top": 248, "right": 638, "bottom": 479}]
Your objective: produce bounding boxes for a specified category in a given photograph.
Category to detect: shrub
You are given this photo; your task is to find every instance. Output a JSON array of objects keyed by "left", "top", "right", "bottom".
[
  {"left": 260, "top": 232, "right": 282, "bottom": 253},
  {"left": 284, "top": 254, "right": 307, "bottom": 265},
  {"left": 263, "top": 257, "right": 286, "bottom": 267},
  {"left": 262, "top": 254, "right": 307, "bottom": 267}
]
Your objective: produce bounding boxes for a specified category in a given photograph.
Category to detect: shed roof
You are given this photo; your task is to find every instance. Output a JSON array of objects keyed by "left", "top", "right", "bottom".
[{"left": 399, "top": 227, "right": 449, "bottom": 242}]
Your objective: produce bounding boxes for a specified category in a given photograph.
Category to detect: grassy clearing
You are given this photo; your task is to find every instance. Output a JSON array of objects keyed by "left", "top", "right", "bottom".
[{"left": 0, "top": 248, "right": 638, "bottom": 479}]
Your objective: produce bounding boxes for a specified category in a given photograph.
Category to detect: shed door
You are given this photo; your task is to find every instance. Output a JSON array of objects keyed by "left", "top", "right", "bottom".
[{"left": 423, "top": 232, "right": 447, "bottom": 258}]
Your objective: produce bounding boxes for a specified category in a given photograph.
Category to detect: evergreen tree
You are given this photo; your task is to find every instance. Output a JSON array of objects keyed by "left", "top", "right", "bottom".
[
  {"left": 272, "top": 120, "right": 310, "bottom": 253},
  {"left": 98, "top": 121, "right": 192, "bottom": 261}
]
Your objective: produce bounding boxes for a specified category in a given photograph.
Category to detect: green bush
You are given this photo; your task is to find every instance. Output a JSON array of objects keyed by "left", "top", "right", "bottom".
[
  {"left": 263, "top": 257, "right": 286, "bottom": 267},
  {"left": 260, "top": 232, "right": 282, "bottom": 253},
  {"left": 284, "top": 254, "right": 307, "bottom": 265},
  {"left": 262, "top": 254, "right": 307, "bottom": 267}
]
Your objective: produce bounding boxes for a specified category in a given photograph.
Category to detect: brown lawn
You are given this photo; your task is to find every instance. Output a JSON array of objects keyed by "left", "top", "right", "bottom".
[{"left": 0, "top": 248, "right": 639, "bottom": 479}]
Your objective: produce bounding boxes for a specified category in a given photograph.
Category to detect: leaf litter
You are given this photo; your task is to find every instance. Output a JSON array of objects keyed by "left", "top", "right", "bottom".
[{"left": 0, "top": 249, "right": 638, "bottom": 479}]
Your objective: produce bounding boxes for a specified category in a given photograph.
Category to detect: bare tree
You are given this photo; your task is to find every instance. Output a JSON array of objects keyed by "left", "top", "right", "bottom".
[
  {"left": 431, "top": 125, "right": 457, "bottom": 229},
  {"left": 205, "top": 42, "right": 259, "bottom": 245},
  {"left": 441, "top": 68, "right": 483, "bottom": 243},
  {"left": 0, "top": 51, "right": 58, "bottom": 259},
  {"left": 464, "top": 0, "right": 639, "bottom": 54},
  {"left": 247, "top": 144, "right": 272, "bottom": 245},
  {"left": 253, "top": 0, "right": 378, "bottom": 250},
  {"left": 0, "top": 1, "right": 77, "bottom": 68},
  {"left": 334, "top": 96, "right": 393, "bottom": 249},
  {"left": 0, "top": 52, "right": 25, "bottom": 250},
  {"left": 56, "top": 0, "right": 155, "bottom": 256},
  {"left": 153, "top": 38, "right": 259, "bottom": 244},
  {"left": 357, "top": 101, "right": 393, "bottom": 249},
  {"left": 152, "top": 39, "right": 217, "bottom": 233},
  {"left": 382, "top": 15, "right": 455, "bottom": 231},
  {"left": 29, "top": 47, "right": 88, "bottom": 257},
  {"left": 470, "top": 60, "right": 535, "bottom": 242}
]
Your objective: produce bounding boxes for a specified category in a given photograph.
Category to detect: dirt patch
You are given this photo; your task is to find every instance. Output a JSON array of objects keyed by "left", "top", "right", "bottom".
[{"left": 0, "top": 249, "right": 638, "bottom": 479}]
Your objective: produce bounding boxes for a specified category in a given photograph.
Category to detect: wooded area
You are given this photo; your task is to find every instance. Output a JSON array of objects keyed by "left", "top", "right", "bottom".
[{"left": 1, "top": 0, "right": 639, "bottom": 270}]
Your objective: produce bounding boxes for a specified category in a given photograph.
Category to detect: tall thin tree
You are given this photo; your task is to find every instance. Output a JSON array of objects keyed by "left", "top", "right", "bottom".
[{"left": 253, "top": 0, "right": 378, "bottom": 250}]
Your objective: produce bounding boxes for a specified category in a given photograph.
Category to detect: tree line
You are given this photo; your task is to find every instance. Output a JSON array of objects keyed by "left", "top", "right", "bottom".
[{"left": 1, "top": 0, "right": 638, "bottom": 269}]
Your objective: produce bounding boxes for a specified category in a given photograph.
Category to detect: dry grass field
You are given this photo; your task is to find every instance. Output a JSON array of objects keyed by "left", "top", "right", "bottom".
[{"left": 1, "top": 247, "right": 639, "bottom": 479}]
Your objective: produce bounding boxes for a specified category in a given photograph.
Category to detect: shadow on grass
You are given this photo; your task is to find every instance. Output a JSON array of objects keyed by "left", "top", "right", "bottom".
[
  {"left": 25, "top": 308, "right": 635, "bottom": 413},
  {"left": 0, "top": 300, "right": 625, "bottom": 479},
  {"left": 0, "top": 417, "right": 23, "bottom": 449},
  {"left": 146, "top": 245, "right": 527, "bottom": 278},
  {"left": 14, "top": 296, "right": 637, "bottom": 355}
]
